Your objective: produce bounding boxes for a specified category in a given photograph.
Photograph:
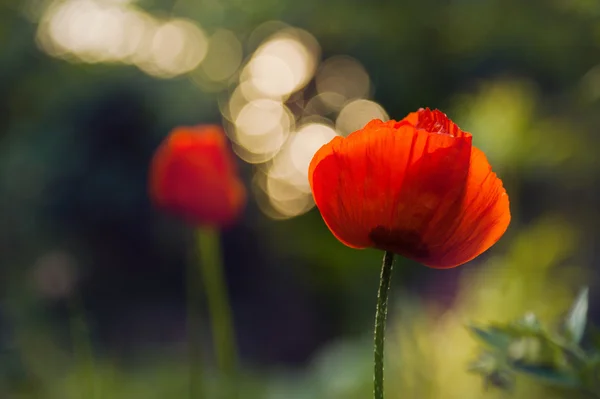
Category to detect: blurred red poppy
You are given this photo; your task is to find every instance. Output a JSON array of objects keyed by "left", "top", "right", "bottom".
[
  {"left": 309, "top": 108, "right": 510, "bottom": 268},
  {"left": 149, "top": 125, "right": 246, "bottom": 228}
]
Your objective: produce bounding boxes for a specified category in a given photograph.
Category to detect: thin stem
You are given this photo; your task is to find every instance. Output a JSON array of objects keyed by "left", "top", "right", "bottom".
[
  {"left": 187, "top": 238, "right": 205, "bottom": 399},
  {"left": 196, "top": 227, "right": 238, "bottom": 398},
  {"left": 373, "top": 251, "right": 395, "bottom": 399},
  {"left": 68, "top": 293, "right": 96, "bottom": 399}
]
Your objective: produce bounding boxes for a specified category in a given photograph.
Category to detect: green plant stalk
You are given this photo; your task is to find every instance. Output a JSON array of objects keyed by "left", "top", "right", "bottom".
[
  {"left": 68, "top": 293, "right": 96, "bottom": 399},
  {"left": 374, "top": 251, "right": 395, "bottom": 399},
  {"left": 197, "top": 227, "right": 238, "bottom": 397},
  {"left": 187, "top": 241, "right": 205, "bottom": 399}
]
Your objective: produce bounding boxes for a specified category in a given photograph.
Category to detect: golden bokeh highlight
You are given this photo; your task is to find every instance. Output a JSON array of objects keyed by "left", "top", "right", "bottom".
[
  {"left": 217, "top": 22, "right": 388, "bottom": 219},
  {"left": 336, "top": 99, "right": 389, "bottom": 136},
  {"left": 36, "top": 0, "right": 208, "bottom": 78},
  {"left": 231, "top": 99, "right": 294, "bottom": 163},
  {"left": 315, "top": 55, "right": 371, "bottom": 111},
  {"left": 200, "top": 29, "right": 243, "bottom": 82},
  {"left": 140, "top": 19, "right": 208, "bottom": 78},
  {"left": 287, "top": 123, "right": 339, "bottom": 193},
  {"left": 252, "top": 123, "right": 338, "bottom": 219},
  {"left": 303, "top": 92, "right": 347, "bottom": 117},
  {"left": 37, "top": 0, "right": 134, "bottom": 62},
  {"left": 245, "top": 20, "right": 293, "bottom": 54},
  {"left": 240, "top": 28, "right": 321, "bottom": 100},
  {"left": 36, "top": 6, "right": 388, "bottom": 220}
]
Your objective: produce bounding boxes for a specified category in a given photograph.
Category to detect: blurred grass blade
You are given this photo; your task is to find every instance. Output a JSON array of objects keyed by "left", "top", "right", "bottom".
[{"left": 563, "top": 287, "right": 589, "bottom": 344}]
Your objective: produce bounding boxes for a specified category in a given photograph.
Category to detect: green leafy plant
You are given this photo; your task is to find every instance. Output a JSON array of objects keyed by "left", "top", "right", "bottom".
[{"left": 468, "top": 288, "right": 600, "bottom": 397}]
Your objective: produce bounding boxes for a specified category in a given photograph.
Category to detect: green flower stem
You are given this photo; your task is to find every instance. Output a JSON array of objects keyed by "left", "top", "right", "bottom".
[
  {"left": 68, "top": 293, "right": 96, "bottom": 399},
  {"left": 187, "top": 240, "right": 206, "bottom": 399},
  {"left": 196, "top": 227, "right": 238, "bottom": 398},
  {"left": 374, "top": 251, "right": 395, "bottom": 399}
]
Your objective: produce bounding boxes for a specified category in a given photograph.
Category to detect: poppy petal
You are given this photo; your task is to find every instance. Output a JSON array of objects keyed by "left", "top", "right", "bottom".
[
  {"left": 309, "top": 110, "right": 510, "bottom": 268},
  {"left": 421, "top": 146, "right": 510, "bottom": 268},
  {"left": 149, "top": 125, "right": 246, "bottom": 227},
  {"left": 309, "top": 119, "right": 472, "bottom": 252},
  {"left": 368, "top": 124, "right": 473, "bottom": 260}
]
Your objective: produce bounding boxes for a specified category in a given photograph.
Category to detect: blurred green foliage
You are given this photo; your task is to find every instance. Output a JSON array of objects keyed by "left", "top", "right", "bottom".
[{"left": 468, "top": 287, "right": 600, "bottom": 397}]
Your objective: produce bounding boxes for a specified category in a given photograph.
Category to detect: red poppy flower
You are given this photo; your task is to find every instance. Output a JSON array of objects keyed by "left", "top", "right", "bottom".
[
  {"left": 149, "top": 125, "right": 246, "bottom": 228},
  {"left": 309, "top": 108, "right": 510, "bottom": 268}
]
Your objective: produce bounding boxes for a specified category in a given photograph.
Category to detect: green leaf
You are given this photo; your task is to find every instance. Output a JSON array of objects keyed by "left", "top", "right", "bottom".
[
  {"left": 512, "top": 312, "right": 542, "bottom": 332},
  {"left": 468, "top": 325, "right": 513, "bottom": 352},
  {"left": 563, "top": 287, "right": 589, "bottom": 344},
  {"left": 511, "top": 363, "right": 580, "bottom": 388}
]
